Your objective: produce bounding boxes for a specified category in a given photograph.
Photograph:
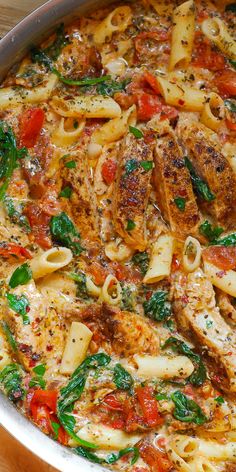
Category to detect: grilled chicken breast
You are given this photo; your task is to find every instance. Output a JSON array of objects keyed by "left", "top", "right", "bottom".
[
  {"left": 216, "top": 289, "right": 236, "bottom": 326},
  {"left": 80, "top": 302, "right": 159, "bottom": 357},
  {"left": 113, "top": 134, "right": 154, "bottom": 251},
  {"left": 173, "top": 269, "right": 236, "bottom": 392},
  {"left": 178, "top": 122, "right": 236, "bottom": 228},
  {"left": 153, "top": 122, "right": 200, "bottom": 240},
  {"left": 61, "top": 150, "right": 99, "bottom": 240}
]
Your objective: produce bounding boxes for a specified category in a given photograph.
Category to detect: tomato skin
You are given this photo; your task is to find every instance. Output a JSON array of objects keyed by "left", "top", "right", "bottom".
[
  {"left": 226, "top": 119, "right": 236, "bottom": 131},
  {"left": 214, "top": 70, "right": 236, "bottom": 98},
  {"left": 103, "top": 394, "right": 124, "bottom": 411},
  {"left": 101, "top": 159, "right": 117, "bottom": 185},
  {"left": 19, "top": 108, "right": 45, "bottom": 148},
  {"left": 136, "top": 386, "right": 163, "bottom": 428},
  {"left": 0, "top": 242, "right": 32, "bottom": 260},
  {"left": 137, "top": 93, "right": 178, "bottom": 121},
  {"left": 30, "top": 389, "right": 57, "bottom": 413},
  {"left": 203, "top": 246, "right": 236, "bottom": 270},
  {"left": 142, "top": 71, "right": 160, "bottom": 95},
  {"left": 192, "top": 35, "right": 225, "bottom": 71},
  {"left": 24, "top": 203, "right": 52, "bottom": 249},
  {"left": 88, "top": 262, "right": 107, "bottom": 285},
  {"left": 139, "top": 439, "right": 173, "bottom": 472}
]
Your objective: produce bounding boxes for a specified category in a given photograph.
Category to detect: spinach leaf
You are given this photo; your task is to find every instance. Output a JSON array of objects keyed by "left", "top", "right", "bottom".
[
  {"left": 97, "top": 78, "right": 130, "bottom": 96},
  {"left": 76, "top": 446, "right": 139, "bottom": 466},
  {"left": 140, "top": 161, "right": 153, "bottom": 171},
  {"left": 58, "top": 353, "right": 111, "bottom": 447},
  {"left": 225, "top": 99, "right": 236, "bottom": 113},
  {"left": 132, "top": 251, "right": 149, "bottom": 275},
  {"left": 8, "top": 263, "right": 32, "bottom": 289},
  {"left": 1, "top": 321, "right": 17, "bottom": 352},
  {"left": 174, "top": 197, "right": 186, "bottom": 212},
  {"left": 214, "top": 396, "right": 225, "bottom": 405},
  {"left": 50, "top": 212, "right": 83, "bottom": 255},
  {"left": 6, "top": 293, "right": 30, "bottom": 325},
  {"left": 0, "top": 363, "right": 24, "bottom": 402},
  {"left": 199, "top": 220, "right": 224, "bottom": 242},
  {"left": 162, "top": 337, "right": 207, "bottom": 386},
  {"left": 185, "top": 157, "right": 215, "bottom": 202},
  {"left": 171, "top": 391, "right": 207, "bottom": 425},
  {"left": 59, "top": 186, "right": 72, "bottom": 198},
  {"left": 69, "top": 272, "right": 88, "bottom": 299},
  {"left": 126, "top": 219, "right": 136, "bottom": 231},
  {"left": 75, "top": 446, "right": 103, "bottom": 464},
  {"left": 0, "top": 121, "right": 27, "bottom": 200},
  {"left": 4, "top": 196, "right": 31, "bottom": 232},
  {"left": 44, "top": 23, "right": 69, "bottom": 61},
  {"left": 229, "top": 60, "right": 236, "bottom": 69},
  {"left": 225, "top": 3, "right": 236, "bottom": 12},
  {"left": 55, "top": 72, "right": 111, "bottom": 87},
  {"left": 113, "top": 363, "right": 134, "bottom": 391},
  {"left": 143, "top": 290, "right": 171, "bottom": 321},
  {"left": 210, "top": 233, "right": 236, "bottom": 247},
  {"left": 129, "top": 126, "right": 143, "bottom": 139},
  {"left": 29, "top": 364, "right": 46, "bottom": 389},
  {"left": 51, "top": 421, "right": 61, "bottom": 440},
  {"left": 64, "top": 160, "right": 76, "bottom": 169},
  {"left": 125, "top": 159, "right": 139, "bottom": 175}
]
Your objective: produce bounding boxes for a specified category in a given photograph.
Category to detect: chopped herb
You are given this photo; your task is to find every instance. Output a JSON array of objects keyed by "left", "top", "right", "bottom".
[
  {"left": 174, "top": 197, "right": 186, "bottom": 211},
  {"left": 211, "top": 233, "right": 236, "bottom": 247},
  {"left": 58, "top": 353, "right": 111, "bottom": 447},
  {"left": 97, "top": 78, "right": 130, "bottom": 96},
  {"left": 214, "top": 396, "right": 225, "bottom": 405},
  {"left": 1, "top": 321, "right": 17, "bottom": 352},
  {"left": 140, "top": 161, "right": 153, "bottom": 171},
  {"left": 33, "top": 364, "right": 46, "bottom": 376},
  {"left": 156, "top": 393, "right": 169, "bottom": 401},
  {"left": 162, "top": 337, "right": 207, "bottom": 386},
  {"left": 0, "top": 121, "right": 27, "bottom": 200},
  {"left": 0, "top": 363, "right": 24, "bottom": 402},
  {"left": 50, "top": 212, "right": 83, "bottom": 255},
  {"left": 64, "top": 160, "right": 76, "bottom": 169},
  {"left": 126, "top": 219, "right": 136, "bottom": 231},
  {"left": 73, "top": 121, "right": 78, "bottom": 129},
  {"left": 224, "top": 99, "right": 236, "bottom": 113},
  {"left": 6, "top": 293, "right": 30, "bottom": 325},
  {"left": 229, "top": 60, "right": 236, "bottom": 70},
  {"left": 199, "top": 220, "right": 224, "bottom": 242},
  {"left": 185, "top": 157, "right": 215, "bottom": 202},
  {"left": 121, "top": 285, "right": 136, "bottom": 311},
  {"left": 143, "top": 290, "right": 171, "bottom": 321},
  {"left": 129, "top": 126, "right": 143, "bottom": 139},
  {"left": 163, "top": 318, "right": 176, "bottom": 332},
  {"left": 4, "top": 196, "right": 31, "bottom": 232},
  {"left": 171, "top": 391, "right": 207, "bottom": 425},
  {"left": 69, "top": 272, "right": 88, "bottom": 299},
  {"left": 225, "top": 3, "right": 236, "bottom": 12},
  {"left": 206, "top": 320, "right": 213, "bottom": 329},
  {"left": 113, "top": 363, "right": 133, "bottom": 391},
  {"left": 51, "top": 421, "right": 61, "bottom": 440},
  {"left": 8, "top": 263, "right": 32, "bottom": 289},
  {"left": 125, "top": 159, "right": 139, "bottom": 175},
  {"left": 76, "top": 446, "right": 139, "bottom": 466},
  {"left": 59, "top": 186, "right": 73, "bottom": 198},
  {"left": 132, "top": 251, "right": 149, "bottom": 275}
]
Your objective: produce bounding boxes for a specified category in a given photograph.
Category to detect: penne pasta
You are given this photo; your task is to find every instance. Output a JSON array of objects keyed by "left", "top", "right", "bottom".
[
  {"left": 200, "top": 92, "right": 225, "bottom": 132},
  {"left": 93, "top": 6, "right": 132, "bottom": 45},
  {"left": 204, "top": 261, "right": 236, "bottom": 297},
  {"left": 183, "top": 236, "right": 202, "bottom": 272},
  {"left": 169, "top": 0, "right": 196, "bottom": 71},
  {"left": 101, "top": 274, "right": 122, "bottom": 305},
  {"left": 105, "top": 240, "right": 133, "bottom": 262},
  {"left": 134, "top": 354, "right": 194, "bottom": 379},
  {"left": 91, "top": 105, "right": 136, "bottom": 145},
  {"left": 0, "top": 74, "right": 57, "bottom": 110},
  {"left": 77, "top": 423, "right": 141, "bottom": 449},
  {"left": 51, "top": 117, "right": 85, "bottom": 147},
  {"left": 143, "top": 233, "right": 174, "bottom": 284},
  {"left": 60, "top": 322, "right": 93, "bottom": 375},
  {"left": 202, "top": 17, "right": 236, "bottom": 60},
  {"left": 50, "top": 95, "right": 121, "bottom": 119},
  {"left": 157, "top": 76, "right": 207, "bottom": 111},
  {"left": 30, "top": 247, "right": 73, "bottom": 280}
]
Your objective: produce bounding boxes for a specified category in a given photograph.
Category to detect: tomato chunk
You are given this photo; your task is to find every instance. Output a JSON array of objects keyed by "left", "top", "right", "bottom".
[
  {"left": 136, "top": 386, "right": 163, "bottom": 428},
  {"left": 214, "top": 70, "right": 236, "bottom": 98},
  {"left": 24, "top": 203, "right": 52, "bottom": 249},
  {"left": 101, "top": 159, "right": 117, "bottom": 185},
  {"left": 137, "top": 93, "right": 178, "bottom": 121},
  {"left": 139, "top": 439, "right": 173, "bottom": 472},
  {"left": 19, "top": 108, "right": 45, "bottom": 148},
  {"left": 203, "top": 246, "right": 236, "bottom": 270},
  {"left": 0, "top": 242, "right": 32, "bottom": 260},
  {"left": 103, "top": 393, "right": 124, "bottom": 411},
  {"left": 30, "top": 389, "right": 57, "bottom": 413},
  {"left": 192, "top": 35, "right": 225, "bottom": 71}
]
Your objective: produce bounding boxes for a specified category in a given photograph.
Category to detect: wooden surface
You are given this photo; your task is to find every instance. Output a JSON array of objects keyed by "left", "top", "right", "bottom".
[{"left": 0, "top": 3, "right": 59, "bottom": 469}]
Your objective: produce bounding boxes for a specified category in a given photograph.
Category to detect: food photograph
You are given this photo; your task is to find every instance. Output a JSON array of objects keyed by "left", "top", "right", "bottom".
[{"left": 0, "top": 0, "right": 235, "bottom": 471}]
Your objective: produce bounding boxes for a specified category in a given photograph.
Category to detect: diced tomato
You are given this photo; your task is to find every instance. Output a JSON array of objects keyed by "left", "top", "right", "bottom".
[
  {"left": 171, "top": 254, "right": 180, "bottom": 272},
  {"left": 103, "top": 393, "right": 124, "bottom": 411},
  {"left": 19, "top": 108, "right": 45, "bottom": 148},
  {"left": 203, "top": 246, "right": 236, "bottom": 270},
  {"left": 113, "top": 262, "right": 142, "bottom": 283},
  {"left": 142, "top": 71, "right": 160, "bottom": 95},
  {"left": 139, "top": 439, "right": 173, "bottom": 472},
  {"left": 137, "top": 93, "right": 178, "bottom": 121},
  {"left": 101, "top": 159, "right": 117, "bottom": 185},
  {"left": 0, "top": 242, "right": 32, "bottom": 260},
  {"left": 88, "top": 262, "right": 107, "bottom": 285},
  {"left": 214, "top": 70, "right": 236, "bottom": 98},
  {"left": 136, "top": 386, "right": 163, "bottom": 428},
  {"left": 192, "top": 35, "right": 225, "bottom": 71},
  {"left": 30, "top": 389, "right": 57, "bottom": 413},
  {"left": 226, "top": 119, "right": 236, "bottom": 131},
  {"left": 24, "top": 203, "right": 52, "bottom": 249}
]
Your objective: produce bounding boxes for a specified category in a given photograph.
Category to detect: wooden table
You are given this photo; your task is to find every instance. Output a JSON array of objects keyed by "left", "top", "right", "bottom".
[{"left": 0, "top": 5, "right": 59, "bottom": 471}]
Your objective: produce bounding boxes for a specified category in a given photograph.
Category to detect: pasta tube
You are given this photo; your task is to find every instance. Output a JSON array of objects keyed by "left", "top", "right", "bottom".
[
  {"left": 157, "top": 76, "right": 207, "bottom": 111},
  {"left": 0, "top": 74, "right": 57, "bottom": 110},
  {"left": 134, "top": 355, "right": 194, "bottom": 379},
  {"left": 169, "top": 0, "right": 195, "bottom": 70},
  {"left": 50, "top": 95, "right": 121, "bottom": 119},
  {"left": 143, "top": 233, "right": 173, "bottom": 284},
  {"left": 202, "top": 17, "right": 236, "bottom": 60},
  {"left": 77, "top": 423, "right": 141, "bottom": 449},
  {"left": 60, "top": 322, "right": 93, "bottom": 375},
  {"left": 30, "top": 247, "right": 73, "bottom": 280}
]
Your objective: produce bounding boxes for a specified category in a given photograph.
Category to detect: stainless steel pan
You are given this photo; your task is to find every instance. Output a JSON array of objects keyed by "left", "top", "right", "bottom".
[{"left": 0, "top": 1, "right": 108, "bottom": 470}]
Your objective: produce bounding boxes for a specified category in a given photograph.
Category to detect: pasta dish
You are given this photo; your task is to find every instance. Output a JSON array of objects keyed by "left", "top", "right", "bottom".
[{"left": 0, "top": 0, "right": 236, "bottom": 470}]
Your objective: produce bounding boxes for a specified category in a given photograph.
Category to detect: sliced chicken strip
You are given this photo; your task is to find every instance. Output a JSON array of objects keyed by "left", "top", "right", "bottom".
[
  {"left": 216, "top": 289, "right": 236, "bottom": 326},
  {"left": 178, "top": 121, "right": 236, "bottom": 228},
  {"left": 113, "top": 134, "right": 154, "bottom": 251},
  {"left": 80, "top": 302, "right": 159, "bottom": 357},
  {"left": 173, "top": 269, "right": 236, "bottom": 392},
  {"left": 61, "top": 149, "right": 99, "bottom": 240},
  {"left": 153, "top": 121, "right": 200, "bottom": 240}
]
